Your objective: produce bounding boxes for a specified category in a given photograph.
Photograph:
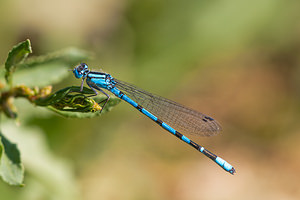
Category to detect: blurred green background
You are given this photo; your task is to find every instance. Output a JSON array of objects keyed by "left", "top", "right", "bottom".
[{"left": 1, "top": 0, "right": 300, "bottom": 199}]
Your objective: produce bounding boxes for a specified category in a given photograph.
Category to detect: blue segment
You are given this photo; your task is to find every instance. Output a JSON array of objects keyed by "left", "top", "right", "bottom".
[
  {"left": 142, "top": 108, "right": 158, "bottom": 121},
  {"left": 161, "top": 122, "right": 176, "bottom": 134},
  {"left": 91, "top": 78, "right": 109, "bottom": 89},
  {"left": 216, "top": 157, "right": 233, "bottom": 172},
  {"left": 181, "top": 135, "right": 190, "bottom": 143},
  {"left": 109, "top": 87, "right": 120, "bottom": 97},
  {"left": 72, "top": 63, "right": 236, "bottom": 175},
  {"left": 89, "top": 73, "right": 106, "bottom": 79},
  {"left": 122, "top": 95, "right": 138, "bottom": 107}
]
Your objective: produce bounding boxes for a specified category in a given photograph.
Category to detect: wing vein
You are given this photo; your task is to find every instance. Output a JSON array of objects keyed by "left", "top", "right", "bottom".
[{"left": 114, "top": 79, "right": 222, "bottom": 136}]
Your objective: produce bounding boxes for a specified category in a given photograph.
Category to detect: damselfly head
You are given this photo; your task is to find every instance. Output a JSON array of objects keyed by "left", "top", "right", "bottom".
[{"left": 73, "top": 63, "right": 89, "bottom": 79}]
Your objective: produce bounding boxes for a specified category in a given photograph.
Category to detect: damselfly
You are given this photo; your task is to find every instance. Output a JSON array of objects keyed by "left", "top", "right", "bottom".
[{"left": 72, "top": 63, "right": 236, "bottom": 174}]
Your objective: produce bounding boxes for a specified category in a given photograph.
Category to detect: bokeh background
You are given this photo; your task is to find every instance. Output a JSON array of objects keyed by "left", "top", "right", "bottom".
[{"left": 1, "top": 0, "right": 300, "bottom": 199}]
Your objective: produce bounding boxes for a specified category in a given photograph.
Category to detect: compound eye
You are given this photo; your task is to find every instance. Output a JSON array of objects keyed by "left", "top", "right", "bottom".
[
  {"left": 81, "top": 63, "right": 88, "bottom": 69},
  {"left": 77, "top": 64, "right": 85, "bottom": 71}
]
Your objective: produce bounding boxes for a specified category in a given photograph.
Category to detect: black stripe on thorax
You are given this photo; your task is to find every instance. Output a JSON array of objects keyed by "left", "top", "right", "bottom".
[
  {"left": 89, "top": 71, "right": 106, "bottom": 75},
  {"left": 87, "top": 72, "right": 107, "bottom": 79}
]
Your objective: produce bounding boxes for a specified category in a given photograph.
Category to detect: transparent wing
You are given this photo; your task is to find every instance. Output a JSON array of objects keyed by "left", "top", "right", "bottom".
[{"left": 114, "top": 79, "right": 222, "bottom": 137}]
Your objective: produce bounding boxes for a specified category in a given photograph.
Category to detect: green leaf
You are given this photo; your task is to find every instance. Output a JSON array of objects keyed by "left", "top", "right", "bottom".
[
  {"left": 2, "top": 122, "right": 80, "bottom": 198},
  {"left": 5, "top": 39, "right": 32, "bottom": 86},
  {"left": 0, "top": 132, "right": 24, "bottom": 186},
  {"left": 13, "top": 61, "right": 70, "bottom": 87},
  {"left": 18, "top": 47, "right": 91, "bottom": 70},
  {"left": 18, "top": 47, "right": 91, "bottom": 69},
  {"left": 12, "top": 48, "right": 90, "bottom": 87},
  {"left": 0, "top": 138, "right": 3, "bottom": 160},
  {"left": 34, "top": 86, "right": 121, "bottom": 118},
  {"left": 34, "top": 86, "right": 95, "bottom": 106},
  {"left": 49, "top": 96, "right": 121, "bottom": 118}
]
